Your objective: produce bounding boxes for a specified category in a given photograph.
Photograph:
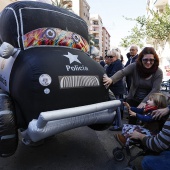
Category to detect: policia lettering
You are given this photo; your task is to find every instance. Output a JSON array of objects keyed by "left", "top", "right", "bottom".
[{"left": 66, "top": 65, "right": 88, "bottom": 71}]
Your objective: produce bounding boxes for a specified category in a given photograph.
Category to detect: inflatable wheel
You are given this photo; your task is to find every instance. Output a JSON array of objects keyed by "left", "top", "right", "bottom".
[
  {"left": 0, "top": 90, "right": 18, "bottom": 157},
  {"left": 113, "top": 147, "right": 125, "bottom": 162},
  {"left": 88, "top": 123, "right": 111, "bottom": 131}
]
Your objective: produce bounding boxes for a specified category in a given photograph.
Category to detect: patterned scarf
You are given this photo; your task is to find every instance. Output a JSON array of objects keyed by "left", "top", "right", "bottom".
[
  {"left": 144, "top": 104, "right": 158, "bottom": 113},
  {"left": 136, "top": 63, "right": 158, "bottom": 78}
]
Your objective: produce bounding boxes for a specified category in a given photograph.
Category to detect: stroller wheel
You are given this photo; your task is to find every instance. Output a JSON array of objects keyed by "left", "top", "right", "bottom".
[{"left": 113, "top": 147, "right": 125, "bottom": 162}]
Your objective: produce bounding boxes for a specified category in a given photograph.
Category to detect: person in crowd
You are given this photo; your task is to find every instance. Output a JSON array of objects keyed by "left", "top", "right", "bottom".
[
  {"left": 120, "top": 55, "right": 124, "bottom": 65},
  {"left": 126, "top": 52, "right": 131, "bottom": 60},
  {"left": 100, "top": 59, "right": 105, "bottom": 67},
  {"left": 114, "top": 93, "right": 168, "bottom": 146},
  {"left": 105, "top": 49, "right": 124, "bottom": 131},
  {"left": 93, "top": 55, "right": 100, "bottom": 63},
  {"left": 103, "top": 47, "right": 163, "bottom": 125},
  {"left": 103, "top": 55, "right": 111, "bottom": 71},
  {"left": 114, "top": 47, "right": 126, "bottom": 115},
  {"left": 124, "top": 45, "right": 138, "bottom": 92},
  {"left": 129, "top": 105, "right": 170, "bottom": 170}
]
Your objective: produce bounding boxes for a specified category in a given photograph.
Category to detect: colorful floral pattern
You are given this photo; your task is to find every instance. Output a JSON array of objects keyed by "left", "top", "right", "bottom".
[{"left": 23, "top": 28, "right": 89, "bottom": 52}]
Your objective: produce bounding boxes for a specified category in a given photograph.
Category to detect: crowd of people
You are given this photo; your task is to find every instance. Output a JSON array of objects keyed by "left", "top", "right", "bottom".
[{"left": 93, "top": 45, "right": 170, "bottom": 170}]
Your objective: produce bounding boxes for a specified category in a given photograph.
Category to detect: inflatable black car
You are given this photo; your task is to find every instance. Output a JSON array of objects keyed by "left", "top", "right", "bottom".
[{"left": 0, "top": 1, "right": 120, "bottom": 157}]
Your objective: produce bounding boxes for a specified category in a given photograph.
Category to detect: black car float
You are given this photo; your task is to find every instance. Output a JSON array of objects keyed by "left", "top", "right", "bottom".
[{"left": 0, "top": 1, "right": 121, "bottom": 157}]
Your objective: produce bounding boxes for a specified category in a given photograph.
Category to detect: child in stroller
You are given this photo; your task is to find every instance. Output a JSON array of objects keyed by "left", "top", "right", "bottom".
[{"left": 113, "top": 93, "right": 168, "bottom": 169}]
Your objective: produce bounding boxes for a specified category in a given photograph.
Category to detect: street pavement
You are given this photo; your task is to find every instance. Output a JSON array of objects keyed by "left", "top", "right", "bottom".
[{"left": 0, "top": 116, "right": 143, "bottom": 170}]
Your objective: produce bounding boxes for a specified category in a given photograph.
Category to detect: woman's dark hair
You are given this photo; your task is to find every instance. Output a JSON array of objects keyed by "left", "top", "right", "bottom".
[
  {"left": 136, "top": 47, "right": 159, "bottom": 67},
  {"left": 136, "top": 47, "right": 159, "bottom": 78}
]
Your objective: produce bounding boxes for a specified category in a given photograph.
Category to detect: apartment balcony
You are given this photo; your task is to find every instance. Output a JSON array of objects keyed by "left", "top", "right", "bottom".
[
  {"left": 91, "top": 21, "right": 99, "bottom": 25},
  {"left": 94, "top": 39, "right": 99, "bottom": 44},
  {"left": 90, "top": 30, "right": 99, "bottom": 33}
]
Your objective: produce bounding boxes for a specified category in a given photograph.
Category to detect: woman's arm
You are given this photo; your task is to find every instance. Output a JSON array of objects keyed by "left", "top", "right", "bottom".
[
  {"left": 103, "top": 63, "right": 135, "bottom": 87},
  {"left": 152, "top": 106, "right": 170, "bottom": 120},
  {"left": 110, "top": 63, "right": 135, "bottom": 84},
  {"left": 130, "top": 115, "right": 170, "bottom": 152}
]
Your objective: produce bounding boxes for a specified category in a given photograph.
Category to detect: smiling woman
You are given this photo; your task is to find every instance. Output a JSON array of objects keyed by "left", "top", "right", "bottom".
[{"left": 103, "top": 47, "right": 163, "bottom": 124}]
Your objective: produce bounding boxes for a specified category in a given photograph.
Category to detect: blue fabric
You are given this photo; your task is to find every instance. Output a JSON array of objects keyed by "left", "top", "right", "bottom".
[
  {"left": 130, "top": 107, "right": 153, "bottom": 122},
  {"left": 106, "top": 59, "right": 124, "bottom": 95},
  {"left": 142, "top": 151, "right": 170, "bottom": 170},
  {"left": 113, "top": 95, "right": 122, "bottom": 128},
  {"left": 100, "top": 60, "right": 105, "bottom": 67},
  {"left": 124, "top": 54, "right": 138, "bottom": 91},
  {"left": 131, "top": 107, "right": 144, "bottom": 114},
  {"left": 124, "top": 54, "right": 138, "bottom": 67}
]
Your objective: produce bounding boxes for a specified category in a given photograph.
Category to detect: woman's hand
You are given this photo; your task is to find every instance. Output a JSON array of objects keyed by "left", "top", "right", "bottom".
[
  {"left": 123, "top": 102, "right": 130, "bottom": 110},
  {"left": 129, "top": 130, "right": 145, "bottom": 140},
  {"left": 103, "top": 74, "right": 113, "bottom": 88},
  {"left": 129, "top": 110, "right": 136, "bottom": 117},
  {"left": 152, "top": 107, "right": 170, "bottom": 120},
  {"left": 137, "top": 102, "right": 146, "bottom": 109}
]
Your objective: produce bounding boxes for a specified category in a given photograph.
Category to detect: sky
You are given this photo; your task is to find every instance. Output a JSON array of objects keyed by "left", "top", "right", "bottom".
[
  {"left": 86, "top": 0, "right": 147, "bottom": 48},
  {"left": 18, "top": 0, "right": 146, "bottom": 51}
]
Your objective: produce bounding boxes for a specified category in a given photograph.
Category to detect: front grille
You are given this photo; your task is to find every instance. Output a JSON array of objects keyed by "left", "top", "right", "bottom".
[{"left": 59, "top": 75, "right": 100, "bottom": 89}]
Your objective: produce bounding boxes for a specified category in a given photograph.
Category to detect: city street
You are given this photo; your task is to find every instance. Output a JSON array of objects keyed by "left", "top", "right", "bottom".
[{"left": 0, "top": 124, "right": 142, "bottom": 170}]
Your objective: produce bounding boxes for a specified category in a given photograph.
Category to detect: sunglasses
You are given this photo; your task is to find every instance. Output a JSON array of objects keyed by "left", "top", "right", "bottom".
[
  {"left": 107, "top": 56, "right": 115, "bottom": 58},
  {"left": 142, "top": 58, "right": 155, "bottom": 63}
]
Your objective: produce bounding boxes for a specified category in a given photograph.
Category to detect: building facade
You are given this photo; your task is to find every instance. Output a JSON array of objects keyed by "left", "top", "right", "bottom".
[
  {"left": 59, "top": 0, "right": 90, "bottom": 26},
  {"left": 102, "top": 27, "right": 110, "bottom": 58},
  {"left": 89, "top": 15, "right": 110, "bottom": 58},
  {"left": 89, "top": 15, "right": 101, "bottom": 57},
  {"left": 0, "top": 0, "right": 17, "bottom": 11}
]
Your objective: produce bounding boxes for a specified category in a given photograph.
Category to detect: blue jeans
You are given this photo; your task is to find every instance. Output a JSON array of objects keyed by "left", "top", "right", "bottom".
[
  {"left": 113, "top": 95, "right": 122, "bottom": 128},
  {"left": 142, "top": 151, "right": 170, "bottom": 170}
]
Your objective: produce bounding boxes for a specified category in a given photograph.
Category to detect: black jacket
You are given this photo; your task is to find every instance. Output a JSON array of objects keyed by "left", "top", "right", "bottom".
[{"left": 106, "top": 59, "right": 124, "bottom": 95}]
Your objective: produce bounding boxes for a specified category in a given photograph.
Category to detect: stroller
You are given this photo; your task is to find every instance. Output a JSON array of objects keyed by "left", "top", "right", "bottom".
[{"left": 112, "top": 138, "right": 159, "bottom": 170}]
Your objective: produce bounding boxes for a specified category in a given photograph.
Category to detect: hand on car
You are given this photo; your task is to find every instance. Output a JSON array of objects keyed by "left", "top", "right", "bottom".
[
  {"left": 123, "top": 102, "right": 130, "bottom": 110},
  {"left": 137, "top": 102, "right": 146, "bottom": 109},
  {"left": 103, "top": 74, "right": 113, "bottom": 87}
]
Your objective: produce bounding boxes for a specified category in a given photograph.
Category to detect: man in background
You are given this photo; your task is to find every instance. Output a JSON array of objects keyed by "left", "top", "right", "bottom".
[{"left": 124, "top": 45, "right": 138, "bottom": 92}]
